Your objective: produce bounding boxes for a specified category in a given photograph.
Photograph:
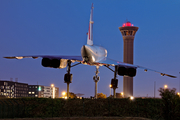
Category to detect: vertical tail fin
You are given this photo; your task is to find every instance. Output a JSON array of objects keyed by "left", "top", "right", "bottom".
[{"left": 87, "top": 3, "right": 94, "bottom": 46}]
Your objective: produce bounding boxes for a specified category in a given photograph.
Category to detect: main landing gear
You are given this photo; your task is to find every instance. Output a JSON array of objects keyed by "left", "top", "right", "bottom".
[
  {"left": 105, "top": 65, "right": 118, "bottom": 98},
  {"left": 64, "top": 60, "right": 118, "bottom": 99},
  {"left": 64, "top": 60, "right": 81, "bottom": 99}
]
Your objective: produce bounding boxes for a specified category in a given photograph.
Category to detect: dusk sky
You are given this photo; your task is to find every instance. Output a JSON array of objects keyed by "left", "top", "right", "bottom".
[{"left": 0, "top": 0, "right": 180, "bottom": 98}]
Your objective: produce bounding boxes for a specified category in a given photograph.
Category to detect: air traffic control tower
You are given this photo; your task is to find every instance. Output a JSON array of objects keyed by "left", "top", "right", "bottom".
[{"left": 119, "top": 21, "right": 138, "bottom": 98}]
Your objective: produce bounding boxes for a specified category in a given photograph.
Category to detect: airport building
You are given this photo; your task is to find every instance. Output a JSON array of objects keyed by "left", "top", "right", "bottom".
[
  {"left": 43, "top": 86, "right": 59, "bottom": 98},
  {"left": 28, "top": 85, "right": 59, "bottom": 98},
  {"left": 0, "top": 80, "right": 59, "bottom": 98},
  {"left": 0, "top": 80, "right": 28, "bottom": 98},
  {"left": 28, "top": 85, "right": 44, "bottom": 98}
]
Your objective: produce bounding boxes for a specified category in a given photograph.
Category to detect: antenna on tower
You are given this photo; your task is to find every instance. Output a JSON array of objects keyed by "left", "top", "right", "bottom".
[{"left": 125, "top": 18, "right": 128, "bottom": 23}]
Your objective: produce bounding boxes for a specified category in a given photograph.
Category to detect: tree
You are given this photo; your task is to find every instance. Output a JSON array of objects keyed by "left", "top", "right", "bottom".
[
  {"left": 97, "top": 93, "right": 106, "bottom": 98},
  {"left": 69, "top": 92, "right": 77, "bottom": 98},
  {"left": 159, "top": 88, "right": 180, "bottom": 120}
]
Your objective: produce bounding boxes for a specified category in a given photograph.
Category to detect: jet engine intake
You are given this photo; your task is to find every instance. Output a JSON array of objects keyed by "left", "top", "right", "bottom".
[
  {"left": 41, "top": 58, "right": 67, "bottom": 69},
  {"left": 117, "top": 66, "right": 137, "bottom": 77}
]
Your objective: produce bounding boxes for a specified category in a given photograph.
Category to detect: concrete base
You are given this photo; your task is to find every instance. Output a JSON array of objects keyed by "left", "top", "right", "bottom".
[{"left": 123, "top": 76, "right": 133, "bottom": 98}]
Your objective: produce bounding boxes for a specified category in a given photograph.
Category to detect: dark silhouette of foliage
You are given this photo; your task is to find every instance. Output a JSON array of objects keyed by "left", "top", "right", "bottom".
[
  {"left": 0, "top": 97, "right": 166, "bottom": 119},
  {"left": 69, "top": 92, "right": 77, "bottom": 98},
  {"left": 97, "top": 93, "right": 107, "bottom": 98},
  {"left": 159, "top": 88, "right": 180, "bottom": 120}
]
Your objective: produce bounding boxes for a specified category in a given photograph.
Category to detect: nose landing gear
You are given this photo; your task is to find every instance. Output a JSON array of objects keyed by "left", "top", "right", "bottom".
[{"left": 93, "top": 66, "right": 100, "bottom": 99}]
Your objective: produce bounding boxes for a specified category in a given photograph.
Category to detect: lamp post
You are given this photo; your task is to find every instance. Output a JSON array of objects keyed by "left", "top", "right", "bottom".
[
  {"left": 130, "top": 96, "right": 134, "bottom": 100},
  {"left": 154, "top": 81, "right": 156, "bottom": 98},
  {"left": 62, "top": 91, "right": 66, "bottom": 96},
  {"left": 62, "top": 91, "right": 67, "bottom": 99},
  {"left": 51, "top": 84, "right": 55, "bottom": 99},
  {"left": 109, "top": 84, "right": 112, "bottom": 96},
  {"left": 121, "top": 92, "right": 124, "bottom": 98},
  {"left": 179, "top": 72, "right": 180, "bottom": 93},
  {"left": 164, "top": 85, "right": 168, "bottom": 89}
]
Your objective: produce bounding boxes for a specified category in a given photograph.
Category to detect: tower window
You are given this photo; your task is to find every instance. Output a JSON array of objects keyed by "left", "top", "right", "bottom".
[
  {"left": 122, "top": 31, "right": 135, "bottom": 36},
  {"left": 128, "top": 31, "right": 133, "bottom": 35},
  {"left": 121, "top": 32, "right": 124, "bottom": 36},
  {"left": 124, "top": 31, "right": 126, "bottom": 36}
]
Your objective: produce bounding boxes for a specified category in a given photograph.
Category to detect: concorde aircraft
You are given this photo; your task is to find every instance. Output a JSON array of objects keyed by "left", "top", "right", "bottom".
[{"left": 4, "top": 3, "right": 176, "bottom": 79}]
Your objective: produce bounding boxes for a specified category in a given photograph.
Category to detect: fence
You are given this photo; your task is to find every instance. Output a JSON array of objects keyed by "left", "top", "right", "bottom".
[{"left": 0, "top": 98, "right": 162, "bottom": 119}]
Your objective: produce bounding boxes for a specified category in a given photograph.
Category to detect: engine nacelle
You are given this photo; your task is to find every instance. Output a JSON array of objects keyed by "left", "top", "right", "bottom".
[
  {"left": 117, "top": 66, "right": 137, "bottom": 77},
  {"left": 41, "top": 58, "right": 67, "bottom": 69},
  {"left": 127, "top": 68, "right": 137, "bottom": 77}
]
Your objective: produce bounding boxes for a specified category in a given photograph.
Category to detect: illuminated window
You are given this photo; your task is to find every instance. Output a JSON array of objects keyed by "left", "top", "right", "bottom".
[
  {"left": 132, "top": 31, "right": 136, "bottom": 36},
  {"left": 121, "top": 32, "right": 124, "bottom": 36},
  {"left": 128, "top": 31, "right": 132, "bottom": 35},
  {"left": 29, "top": 92, "right": 31, "bottom": 94},
  {"left": 4, "top": 82, "right": 8, "bottom": 86},
  {"left": 38, "top": 86, "right": 41, "bottom": 91},
  {"left": 32, "top": 92, "right": 35, "bottom": 94},
  {"left": 126, "top": 31, "right": 130, "bottom": 35}
]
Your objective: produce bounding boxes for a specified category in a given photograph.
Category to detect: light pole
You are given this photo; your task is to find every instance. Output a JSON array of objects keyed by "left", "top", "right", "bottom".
[
  {"left": 62, "top": 91, "right": 67, "bottom": 99},
  {"left": 154, "top": 81, "right": 156, "bottom": 98},
  {"left": 121, "top": 92, "right": 124, "bottom": 98},
  {"left": 179, "top": 72, "right": 180, "bottom": 93},
  {"left": 51, "top": 84, "right": 55, "bottom": 99},
  {"left": 109, "top": 84, "right": 112, "bottom": 96},
  {"left": 164, "top": 85, "right": 168, "bottom": 89},
  {"left": 130, "top": 96, "right": 134, "bottom": 100}
]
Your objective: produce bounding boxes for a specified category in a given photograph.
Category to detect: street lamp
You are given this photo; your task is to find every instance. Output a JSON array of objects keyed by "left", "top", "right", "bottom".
[
  {"left": 62, "top": 91, "right": 66, "bottom": 96},
  {"left": 62, "top": 91, "right": 67, "bottom": 99},
  {"left": 130, "top": 96, "right": 134, "bottom": 100},
  {"left": 164, "top": 85, "right": 168, "bottom": 89},
  {"left": 121, "top": 92, "right": 124, "bottom": 98},
  {"left": 179, "top": 72, "right": 180, "bottom": 93},
  {"left": 51, "top": 84, "right": 55, "bottom": 99},
  {"left": 109, "top": 84, "right": 112, "bottom": 96}
]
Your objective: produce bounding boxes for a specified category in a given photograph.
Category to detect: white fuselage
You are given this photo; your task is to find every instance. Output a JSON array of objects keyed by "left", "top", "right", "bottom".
[{"left": 81, "top": 45, "right": 107, "bottom": 65}]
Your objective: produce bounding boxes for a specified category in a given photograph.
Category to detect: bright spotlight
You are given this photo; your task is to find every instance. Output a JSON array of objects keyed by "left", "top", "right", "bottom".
[
  {"left": 51, "top": 84, "right": 54, "bottom": 87},
  {"left": 164, "top": 85, "right": 168, "bottom": 89},
  {"left": 62, "top": 91, "right": 66, "bottom": 96},
  {"left": 130, "top": 96, "right": 134, "bottom": 100}
]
